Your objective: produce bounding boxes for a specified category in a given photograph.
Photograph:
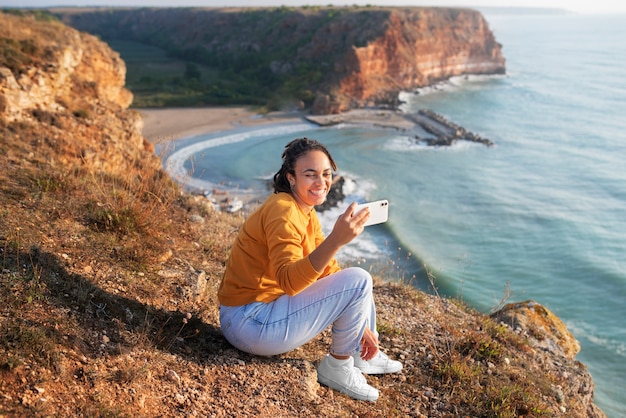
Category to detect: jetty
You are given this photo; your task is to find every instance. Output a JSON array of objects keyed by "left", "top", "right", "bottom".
[
  {"left": 406, "top": 109, "right": 493, "bottom": 147},
  {"left": 305, "top": 108, "right": 493, "bottom": 147}
]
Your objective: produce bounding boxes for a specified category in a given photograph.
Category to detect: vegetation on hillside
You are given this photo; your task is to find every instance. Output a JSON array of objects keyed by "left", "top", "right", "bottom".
[
  {"left": 0, "top": 83, "right": 594, "bottom": 418},
  {"left": 46, "top": 6, "right": 388, "bottom": 110}
]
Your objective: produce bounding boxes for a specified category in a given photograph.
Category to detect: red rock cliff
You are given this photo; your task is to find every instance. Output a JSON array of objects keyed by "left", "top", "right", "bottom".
[{"left": 320, "top": 8, "right": 505, "bottom": 113}]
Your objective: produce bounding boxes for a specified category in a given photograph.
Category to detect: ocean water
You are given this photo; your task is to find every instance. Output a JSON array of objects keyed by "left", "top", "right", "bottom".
[{"left": 162, "top": 13, "right": 626, "bottom": 416}]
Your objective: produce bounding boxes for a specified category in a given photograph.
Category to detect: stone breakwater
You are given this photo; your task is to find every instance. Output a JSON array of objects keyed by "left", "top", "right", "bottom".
[
  {"left": 408, "top": 109, "right": 494, "bottom": 147},
  {"left": 305, "top": 108, "right": 493, "bottom": 147}
]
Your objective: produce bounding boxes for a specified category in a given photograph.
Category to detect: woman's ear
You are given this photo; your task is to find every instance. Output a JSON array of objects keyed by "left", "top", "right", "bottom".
[{"left": 287, "top": 173, "right": 295, "bottom": 186}]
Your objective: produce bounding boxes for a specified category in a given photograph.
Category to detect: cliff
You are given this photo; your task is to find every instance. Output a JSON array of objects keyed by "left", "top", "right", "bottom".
[
  {"left": 0, "top": 10, "right": 155, "bottom": 174},
  {"left": 0, "top": 11, "right": 605, "bottom": 417},
  {"left": 51, "top": 6, "right": 505, "bottom": 114}
]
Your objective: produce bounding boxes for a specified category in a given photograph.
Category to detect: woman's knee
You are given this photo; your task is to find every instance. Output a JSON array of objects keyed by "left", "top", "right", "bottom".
[{"left": 341, "top": 266, "right": 373, "bottom": 290}]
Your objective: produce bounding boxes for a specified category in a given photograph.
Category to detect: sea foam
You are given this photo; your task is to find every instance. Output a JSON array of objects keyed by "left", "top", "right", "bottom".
[{"left": 163, "top": 123, "right": 313, "bottom": 193}]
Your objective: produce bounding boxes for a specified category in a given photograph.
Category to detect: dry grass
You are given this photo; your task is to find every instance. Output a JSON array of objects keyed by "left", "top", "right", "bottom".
[
  {"left": 1, "top": 123, "right": 597, "bottom": 417},
  {"left": 0, "top": 117, "right": 569, "bottom": 417}
]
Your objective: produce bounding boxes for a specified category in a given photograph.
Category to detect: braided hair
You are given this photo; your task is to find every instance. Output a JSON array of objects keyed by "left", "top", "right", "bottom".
[{"left": 272, "top": 138, "right": 337, "bottom": 194}]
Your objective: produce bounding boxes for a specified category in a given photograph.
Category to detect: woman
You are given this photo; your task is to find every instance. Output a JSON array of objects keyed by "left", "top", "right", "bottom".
[{"left": 218, "top": 138, "right": 402, "bottom": 402}]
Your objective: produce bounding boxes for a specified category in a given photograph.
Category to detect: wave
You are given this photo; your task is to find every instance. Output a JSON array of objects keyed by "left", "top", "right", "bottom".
[
  {"left": 163, "top": 122, "right": 313, "bottom": 193},
  {"left": 398, "top": 74, "right": 506, "bottom": 99},
  {"left": 383, "top": 135, "right": 484, "bottom": 152},
  {"left": 568, "top": 321, "right": 626, "bottom": 358},
  {"left": 316, "top": 169, "right": 401, "bottom": 266}
]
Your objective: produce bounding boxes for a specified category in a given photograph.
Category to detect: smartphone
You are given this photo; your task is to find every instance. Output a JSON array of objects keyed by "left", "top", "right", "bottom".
[{"left": 355, "top": 200, "right": 389, "bottom": 227}]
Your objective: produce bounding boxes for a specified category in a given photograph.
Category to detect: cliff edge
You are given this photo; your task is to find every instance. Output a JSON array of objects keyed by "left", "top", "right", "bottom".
[{"left": 0, "top": 11, "right": 605, "bottom": 417}]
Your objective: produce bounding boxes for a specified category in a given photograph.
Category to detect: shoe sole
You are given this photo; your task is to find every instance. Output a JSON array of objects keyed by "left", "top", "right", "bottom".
[
  {"left": 317, "top": 374, "right": 379, "bottom": 402},
  {"left": 357, "top": 363, "right": 403, "bottom": 375}
]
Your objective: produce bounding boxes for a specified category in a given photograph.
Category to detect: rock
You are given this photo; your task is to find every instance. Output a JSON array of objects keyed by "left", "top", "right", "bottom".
[
  {"left": 195, "top": 270, "right": 208, "bottom": 302},
  {"left": 165, "top": 369, "right": 181, "bottom": 384},
  {"left": 0, "top": 12, "right": 160, "bottom": 176},
  {"left": 157, "top": 249, "right": 174, "bottom": 263},
  {"left": 491, "top": 300, "right": 580, "bottom": 359},
  {"left": 315, "top": 176, "right": 345, "bottom": 212},
  {"left": 189, "top": 214, "right": 205, "bottom": 223}
]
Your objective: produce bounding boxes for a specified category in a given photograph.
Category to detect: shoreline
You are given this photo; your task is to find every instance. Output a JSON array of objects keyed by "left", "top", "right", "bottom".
[
  {"left": 139, "top": 106, "right": 318, "bottom": 214},
  {"left": 138, "top": 106, "right": 423, "bottom": 146},
  {"left": 139, "top": 105, "right": 489, "bottom": 148},
  {"left": 138, "top": 106, "right": 415, "bottom": 209},
  {"left": 138, "top": 106, "right": 307, "bottom": 145},
  {"left": 137, "top": 105, "right": 481, "bottom": 212}
]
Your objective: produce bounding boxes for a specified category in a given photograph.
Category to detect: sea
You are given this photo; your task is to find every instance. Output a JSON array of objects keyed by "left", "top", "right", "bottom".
[{"left": 160, "top": 12, "right": 626, "bottom": 416}]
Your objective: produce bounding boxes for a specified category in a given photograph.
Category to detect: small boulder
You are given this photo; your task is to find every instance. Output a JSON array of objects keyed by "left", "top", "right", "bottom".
[{"left": 491, "top": 300, "right": 581, "bottom": 359}]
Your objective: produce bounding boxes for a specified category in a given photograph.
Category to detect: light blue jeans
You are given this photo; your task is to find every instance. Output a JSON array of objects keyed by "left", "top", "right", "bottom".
[{"left": 219, "top": 267, "right": 377, "bottom": 357}]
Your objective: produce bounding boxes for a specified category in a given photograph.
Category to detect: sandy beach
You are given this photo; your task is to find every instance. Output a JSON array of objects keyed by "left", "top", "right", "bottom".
[
  {"left": 138, "top": 106, "right": 417, "bottom": 145},
  {"left": 138, "top": 106, "right": 306, "bottom": 145},
  {"left": 138, "top": 106, "right": 312, "bottom": 209}
]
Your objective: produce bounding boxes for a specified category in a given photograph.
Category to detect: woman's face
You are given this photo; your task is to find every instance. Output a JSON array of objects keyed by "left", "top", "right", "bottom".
[{"left": 287, "top": 150, "right": 333, "bottom": 213}]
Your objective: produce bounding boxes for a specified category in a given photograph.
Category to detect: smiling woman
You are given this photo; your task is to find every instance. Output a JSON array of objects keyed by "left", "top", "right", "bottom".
[
  {"left": 273, "top": 138, "right": 337, "bottom": 212},
  {"left": 217, "top": 137, "right": 403, "bottom": 402}
]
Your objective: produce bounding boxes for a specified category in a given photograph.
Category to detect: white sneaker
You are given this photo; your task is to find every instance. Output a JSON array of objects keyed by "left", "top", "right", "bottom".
[
  {"left": 352, "top": 350, "right": 403, "bottom": 375},
  {"left": 317, "top": 355, "right": 379, "bottom": 402}
]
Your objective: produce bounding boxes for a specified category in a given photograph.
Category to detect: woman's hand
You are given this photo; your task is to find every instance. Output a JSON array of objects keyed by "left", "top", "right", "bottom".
[
  {"left": 360, "top": 327, "right": 379, "bottom": 361},
  {"left": 328, "top": 202, "right": 370, "bottom": 246},
  {"left": 308, "top": 202, "right": 369, "bottom": 272}
]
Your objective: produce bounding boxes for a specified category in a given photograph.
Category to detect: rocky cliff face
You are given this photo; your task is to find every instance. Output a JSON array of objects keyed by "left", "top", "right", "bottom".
[
  {"left": 52, "top": 6, "right": 505, "bottom": 114},
  {"left": 491, "top": 301, "right": 604, "bottom": 417},
  {"left": 329, "top": 8, "right": 505, "bottom": 113},
  {"left": 0, "top": 11, "right": 156, "bottom": 174}
]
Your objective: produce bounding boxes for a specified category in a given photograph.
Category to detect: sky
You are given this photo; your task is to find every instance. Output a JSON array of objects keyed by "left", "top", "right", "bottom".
[{"left": 3, "top": 0, "right": 625, "bottom": 15}]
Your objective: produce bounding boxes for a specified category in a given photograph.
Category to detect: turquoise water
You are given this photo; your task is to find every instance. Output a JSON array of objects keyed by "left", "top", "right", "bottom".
[{"left": 163, "top": 13, "right": 626, "bottom": 416}]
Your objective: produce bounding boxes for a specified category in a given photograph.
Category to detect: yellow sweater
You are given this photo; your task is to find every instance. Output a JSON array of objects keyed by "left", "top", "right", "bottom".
[{"left": 218, "top": 192, "right": 340, "bottom": 306}]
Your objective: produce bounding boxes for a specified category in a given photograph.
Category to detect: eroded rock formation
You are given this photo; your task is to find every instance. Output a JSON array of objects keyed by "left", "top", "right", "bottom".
[
  {"left": 314, "top": 8, "right": 506, "bottom": 113},
  {"left": 0, "top": 11, "right": 156, "bottom": 174},
  {"left": 492, "top": 301, "right": 604, "bottom": 417}
]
